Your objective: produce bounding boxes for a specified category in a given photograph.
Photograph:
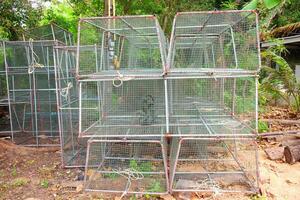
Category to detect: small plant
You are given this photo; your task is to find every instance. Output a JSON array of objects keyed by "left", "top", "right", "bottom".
[
  {"left": 129, "top": 160, "right": 138, "bottom": 170},
  {"left": 258, "top": 120, "right": 269, "bottom": 133},
  {"left": 147, "top": 180, "right": 164, "bottom": 193},
  {"left": 40, "top": 179, "right": 49, "bottom": 188},
  {"left": 11, "top": 178, "right": 29, "bottom": 187},
  {"left": 11, "top": 165, "right": 17, "bottom": 177},
  {"left": 250, "top": 194, "right": 267, "bottom": 200},
  {"left": 129, "top": 160, "right": 153, "bottom": 177}
]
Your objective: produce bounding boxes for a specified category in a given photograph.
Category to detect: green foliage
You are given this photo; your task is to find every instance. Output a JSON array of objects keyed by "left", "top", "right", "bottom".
[
  {"left": 129, "top": 160, "right": 139, "bottom": 171},
  {"left": 258, "top": 120, "right": 269, "bottom": 133},
  {"left": 0, "top": 0, "right": 42, "bottom": 40},
  {"left": 243, "top": 0, "right": 259, "bottom": 10},
  {"left": 243, "top": 0, "right": 281, "bottom": 10},
  {"left": 146, "top": 180, "right": 164, "bottom": 194},
  {"left": 272, "top": 0, "right": 300, "bottom": 27},
  {"left": 40, "top": 179, "right": 49, "bottom": 188},
  {"left": 264, "top": 0, "right": 281, "bottom": 9},
  {"left": 221, "top": 0, "right": 240, "bottom": 9},
  {"left": 129, "top": 160, "right": 152, "bottom": 171},
  {"left": 40, "top": 0, "right": 78, "bottom": 37},
  {"left": 260, "top": 40, "right": 300, "bottom": 111}
]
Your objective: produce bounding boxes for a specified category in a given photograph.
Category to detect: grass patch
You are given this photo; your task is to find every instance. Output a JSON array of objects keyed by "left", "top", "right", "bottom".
[
  {"left": 11, "top": 178, "right": 29, "bottom": 188},
  {"left": 40, "top": 179, "right": 49, "bottom": 188}
]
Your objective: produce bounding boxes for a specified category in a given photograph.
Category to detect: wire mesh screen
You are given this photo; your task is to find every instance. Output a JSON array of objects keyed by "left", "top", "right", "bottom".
[
  {"left": 0, "top": 41, "right": 7, "bottom": 98},
  {"left": 85, "top": 139, "right": 168, "bottom": 194},
  {"left": 169, "top": 137, "right": 258, "bottom": 193},
  {"left": 24, "top": 23, "right": 74, "bottom": 45},
  {"left": 77, "top": 16, "right": 167, "bottom": 77},
  {"left": 4, "top": 41, "right": 61, "bottom": 146},
  {"left": 0, "top": 41, "right": 10, "bottom": 133},
  {"left": 55, "top": 46, "right": 88, "bottom": 167},
  {"left": 167, "top": 11, "right": 260, "bottom": 72},
  {"left": 167, "top": 77, "right": 257, "bottom": 137},
  {"left": 79, "top": 79, "right": 166, "bottom": 138}
]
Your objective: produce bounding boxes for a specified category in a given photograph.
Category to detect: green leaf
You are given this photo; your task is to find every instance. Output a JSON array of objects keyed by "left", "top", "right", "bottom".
[
  {"left": 263, "top": 0, "right": 281, "bottom": 9},
  {"left": 242, "top": 0, "right": 258, "bottom": 10}
]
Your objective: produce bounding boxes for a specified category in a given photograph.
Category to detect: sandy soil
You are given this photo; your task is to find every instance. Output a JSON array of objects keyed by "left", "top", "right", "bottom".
[{"left": 1, "top": 138, "right": 300, "bottom": 200}]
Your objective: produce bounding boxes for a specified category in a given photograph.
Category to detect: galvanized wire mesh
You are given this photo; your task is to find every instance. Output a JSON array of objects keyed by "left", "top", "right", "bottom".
[
  {"left": 167, "top": 11, "right": 260, "bottom": 72},
  {"left": 4, "top": 40, "right": 62, "bottom": 146},
  {"left": 77, "top": 16, "right": 167, "bottom": 77},
  {"left": 24, "top": 23, "right": 74, "bottom": 45},
  {"left": 0, "top": 41, "right": 7, "bottom": 98},
  {"left": 79, "top": 79, "right": 166, "bottom": 138},
  {"left": 85, "top": 139, "right": 168, "bottom": 194},
  {"left": 169, "top": 137, "right": 258, "bottom": 193},
  {"left": 167, "top": 77, "right": 257, "bottom": 137},
  {"left": 75, "top": 12, "right": 259, "bottom": 195},
  {"left": 55, "top": 46, "right": 88, "bottom": 167},
  {"left": 0, "top": 41, "right": 10, "bottom": 133}
]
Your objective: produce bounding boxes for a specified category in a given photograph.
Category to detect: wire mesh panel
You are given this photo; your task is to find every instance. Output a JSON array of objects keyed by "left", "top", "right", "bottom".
[
  {"left": 169, "top": 137, "right": 258, "bottom": 193},
  {"left": 4, "top": 40, "right": 62, "bottom": 146},
  {"left": 77, "top": 15, "right": 167, "bottom": 77},
  {"left": 85, "top": 139, "right": 168, "bottom": 195},
  {"left": 55, "top": 46, "right": 87, "bottom": 167},
  {"left": 167, "top": 77, "right": 257, "bottom": 137},
  {"left": 79, "top": 78, "right": 166, "bottom": 138},
  {"left": 167, "top": 10, "right": 260, "bottom": 73},
  {"left": 0, "top": 41, "right": 11, "bottom": 134},
  {"left": 24, "top": 23, "right": 74, "bottom": 45}
]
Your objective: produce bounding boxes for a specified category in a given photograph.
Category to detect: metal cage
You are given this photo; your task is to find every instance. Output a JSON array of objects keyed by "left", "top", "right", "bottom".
[
  {"left": 84, "top": 138, "right": 169, "bottom": 195},
  {"left": 4, "top": 40, "right": 62, "bottom": 146},
  {"left": 169, "top": 137, "right": 259, "bottom": 193},
  {"left": 78, "top": 78, "right": 167, "bottom": 138},
  {"left": 167, "top": 76, "right": 258, "bottom": 137},
  {"left": 76, "top": 15, "right": 167, "bottom": 77},
  {"left": 55, "top": 46, "right": 87, "bottom": 167},
  {"left": 167, "top": 10, "right": 260, "bottom": 73},
  {"left": 23, "top": 23, "right": 74, "bottom": 46}
]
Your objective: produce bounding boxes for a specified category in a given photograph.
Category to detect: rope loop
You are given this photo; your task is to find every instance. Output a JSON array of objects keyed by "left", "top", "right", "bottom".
[
  {"left": 28, "top": 38, "right": 44, "bottom": 74},
  {"left": 112, "top": 168, "right": 144, "bottom": 199},
  {"left": 60, "top": 82, "right": 73, "bottom": 100}
]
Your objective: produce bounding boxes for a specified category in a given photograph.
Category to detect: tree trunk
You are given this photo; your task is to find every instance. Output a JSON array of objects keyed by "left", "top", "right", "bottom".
[{"left": 284, "top": 145, "right": 300, "bottom": 164}]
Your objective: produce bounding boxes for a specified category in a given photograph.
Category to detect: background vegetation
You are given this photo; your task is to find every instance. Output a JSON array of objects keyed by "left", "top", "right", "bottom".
[
  {"left": 1, "top": 0, "right": 299, "bottom": 40},
  {"left": 1, "top": 0, "right": 300, "bottom": 113}
]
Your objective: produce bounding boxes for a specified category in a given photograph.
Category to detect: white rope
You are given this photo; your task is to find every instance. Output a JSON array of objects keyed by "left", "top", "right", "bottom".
[
  {"left": 112, "top": 168, "right": 144, "bottom": 199},
  {"left": 112, "top": 70, "right": 135, "bottom": 88},
  {"left": 60, "top": 82, "right": 73, "bottom": 100},
  {"left": 28, "top": 38, "right": 44, "bottom": 74},
  {"left": 195, "top": 178, "right": 221, "bottom": 197}
]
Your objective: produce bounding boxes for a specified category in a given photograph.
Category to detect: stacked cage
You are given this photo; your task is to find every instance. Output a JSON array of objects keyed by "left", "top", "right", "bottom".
[
  {"left": 4, "top": 24, "right": 73, "bottom": 146},
  {"left": 76, "top": 16, "right": 169, "bottom": 194},
  {"left": 166, "top": 10, "right": 260, "bottom": 193}
]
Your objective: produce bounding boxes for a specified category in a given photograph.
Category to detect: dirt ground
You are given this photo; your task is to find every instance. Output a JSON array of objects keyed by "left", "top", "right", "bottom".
[
  {"left": 1, "top": 106, "right": 299, "bottom": 200},
  {"left": 0, "top": 138, "right": 299, "bottom": 200}
]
